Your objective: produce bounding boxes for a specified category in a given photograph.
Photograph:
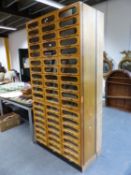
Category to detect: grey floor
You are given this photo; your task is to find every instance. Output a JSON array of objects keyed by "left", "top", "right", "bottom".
[{"left": 0, "top": 107, "right": 131, "bottom": 175}]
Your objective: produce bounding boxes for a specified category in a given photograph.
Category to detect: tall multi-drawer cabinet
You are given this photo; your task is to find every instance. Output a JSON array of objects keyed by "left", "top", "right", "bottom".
[{"left": 26, "top": 2, "right": 104, "bottom": 170}]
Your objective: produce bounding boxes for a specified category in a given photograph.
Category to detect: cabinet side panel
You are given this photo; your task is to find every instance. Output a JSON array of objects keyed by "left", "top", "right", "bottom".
[
  {"left": 82, "top": 4, "right": 96, "bottom": 164},
  {"left": 96, "top": 11, "right": 104, "bottom": 154}
]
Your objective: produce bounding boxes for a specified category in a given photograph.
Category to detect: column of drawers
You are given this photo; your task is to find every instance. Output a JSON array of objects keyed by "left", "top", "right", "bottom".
[
  {"left": 39, "top": 12, "right": 63, "bottom": 154},
  {"left": 27, "top": 19, "right": 48, "bottom": 146},
  {"left": 58, "top": 4, "right": 81, "bottom": 165}
]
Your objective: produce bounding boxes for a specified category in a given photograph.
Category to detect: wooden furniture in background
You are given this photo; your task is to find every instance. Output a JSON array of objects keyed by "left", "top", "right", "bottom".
[
  {"left": 103, "top": 51, "right": 113, "bottom": 78},
  {"left": 105, "top": 70, "right": 131, "bottom": 112},
  {"left": 26, "top": 2, "right": 104, "bottom": 170},
  {"left": 119, "top": 51, "right": 131, "bottom": 72}
]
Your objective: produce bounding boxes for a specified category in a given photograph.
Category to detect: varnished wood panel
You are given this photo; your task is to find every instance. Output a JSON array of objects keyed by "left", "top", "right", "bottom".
[
  {"left": 81, "top": 3, "right": 96, "bottom": 164},
  {"left": 96, "top": 11, "right": 104, "bottom": 154}
]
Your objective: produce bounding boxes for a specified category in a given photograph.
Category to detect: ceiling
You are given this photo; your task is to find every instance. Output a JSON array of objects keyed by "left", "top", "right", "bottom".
[{"left": 0, "top": 0, "right": 107, "bottom": 37}]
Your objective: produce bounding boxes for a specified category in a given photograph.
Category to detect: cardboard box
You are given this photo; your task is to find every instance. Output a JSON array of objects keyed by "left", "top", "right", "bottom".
[{"left": 0, "top": 112, "right": 21, "bottom": 132}]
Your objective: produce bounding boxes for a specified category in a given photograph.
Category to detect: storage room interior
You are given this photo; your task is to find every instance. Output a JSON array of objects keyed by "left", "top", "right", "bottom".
[{"left": 0, "top": 0, "right": 131, "bottom": 175}]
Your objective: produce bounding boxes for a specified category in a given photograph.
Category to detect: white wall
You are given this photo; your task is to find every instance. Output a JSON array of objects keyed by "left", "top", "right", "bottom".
[
  {"left": 94, "top": 0, "right": 131, "bottom": 68},
  {"left": 9, "top": 29, "right": 28, "bottom": 72},
  {"left": 0, "top": 38, "right": 8, "bottom": 70}
]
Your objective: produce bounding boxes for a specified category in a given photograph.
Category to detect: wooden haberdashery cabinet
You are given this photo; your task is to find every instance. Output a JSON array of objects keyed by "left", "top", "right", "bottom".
[{"left": 26, "top": 2, "right": 104, "bottom": 170}]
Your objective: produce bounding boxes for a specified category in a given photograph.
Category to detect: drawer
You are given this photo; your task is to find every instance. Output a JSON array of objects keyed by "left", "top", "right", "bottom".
[
  {"left": 48, "top": 122, "right": 60, "bottom": 133},
  {"left": 42, "top": 40, "right": 58, "bottom": 50},
  {"left": 30, "top": 59, "right": 42, "bottom": 67},
  {"left": 58, "top": 26, "right": 79, "bottom": 39},
  {"left": 31, "top": 79, "right": 44, "bottom": 87},
  {"left": 59, "top": 46, "right": 80, "bottom": 57},
  {"left": 28, "top": 28, "right": 40, "bottom": 38},
  {"left": 30, "top": 66, "right": 43, "bottom": 74},
  {"left": 44, "top": 66, "right": 58, "bottom": 74},
  {"left": 33, "top": 99, "right": 44, "bottom": 105},
  {"left": 45, "top": 95, "right": 59, "bottom": 105},
  {"left": 42, "top": 48, "right": 58, "bottom": 58},
  {"left": 40, "top": 11, "right": 58, "bottom": 26},
  {"left": 60, "top": 57, "right": 80, "bottom": 67},
  {"left": 46, "top": 111, "right": 60, "bottom": 123},
  {"left": 48, "top": 141, "right": 61, "bottom": 154},
  {"left": 58, "top": 15, "right": 79, "bottom": 29},
  {"left": 43, "top": 58, "right": 58, "bottom": 67},
  {"left": 32, "top": 85, "right": 44, "bottom": 93},
  {"left": 34, "top": 120, "right": 46, "bottom": 130},
  {"left": 63, "top": 133, "right": 80, "bottom": 146},
  {"left": 35, "top": 133, "right": 47, "bottom": 146},
  {"left": 48, "top": 126, "right": 60, "bottom": 138},
  {"left": 33, "top": 104, "right": 45, "bottom": 114},
  {"left": 60, "top": 75, "right": 80, "bottom": 85},
  {"left": 61, "top": 108, "right": 80, "bottom": 123},
  {"left": 61, "top": 90, "right": 80, "bottom": 101},
  {"left": 44, "top": 74, "right": 59, "bottom": 82},
  {"left": 44, "top": 81, "right": 59, "bottom": 90},
  {"left": 60, "top": 67, "right": 80, "bottom": 75},
  {"left": 31, "top": 72, "right": 43, "bottom": 81},
  {"left": 41, "top": 23, "right": 58, "bottom": 33},
  {"left": 45, "top": 89, "right": 59, "bottom": 98},
  {"left": 32, "top": 91, "right": 44, "bottom": 101},
  {"left": 42, "top": 31, "right": 58, "bottom": 41},
  {"left": 58, "top": 36, "right": 80, "bottom": 47},
  {"left": 62, "top": 118, "right": 80, "bottom": 131},
  {"left": 34, "top": 111, "right": 45, "bottom": 120},
  {"left": 29, "top": 43, "right": 41, "bottom": 52},
  {"left": 48, "top": 134, "right": 61, "bottom": 144},
  {"left": 62, "top": 122, "right": 80, "bottom": 137},
  {"left": 60, "top": 83, "right": 80, "bottom": 92},
  {"left": 28, "top": 36, "right": 41, "bottom": 45},
  {"left": 35, "top": 127, "right": 46, "bottom": 136},
  {"left": 29, "top": 50, "right": 41, "bottom": 58},
  {"left": 61, "top": 99, "right": 80, "bottom": 110},
  {"left": 34, "top": 117, "right": 46, "bottom": 126},
  {"left": 63, "top": 151, "right": 80, "bottom": 165},
  {"left": 58, "top": 3, "right": 79, "bottom": 19},
  {"left": 63, "top": 141, "right": 80, "bottom": 154},
  {"left": 27, "top": 19, "right": 40, "bottom": 30},
  {"left": 46, "top": 103, "right": 60, "bottom": 114}
]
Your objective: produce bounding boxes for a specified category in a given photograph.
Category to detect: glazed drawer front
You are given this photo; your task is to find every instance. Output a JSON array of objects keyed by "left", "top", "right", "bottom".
[
  {"left": 45, "top": 94, "right": 60, "bottom": 105},
  {"left": 46, "top": 103, "right": 60, "bottom": 115},
  {"left": 60, "top": 75, "right": 80, "bottom": 85},
  {"left": 27, "top": 19, "right": 40, "bottom": 31},
  {"left": 58, "top": 26, "right": 79, "bottom": 39},
  {"left": 58, "top": 36, "right": 80, "bottom": 47},
  {"left": 58, "top": 15, "right": 79, "bottom": 29},
  {"left": 41, "top": 23, "right": 58, "bottom": 33},
  {"left": 44, "top": 66, "right": 58, "bottom": 74},
  {"left": 40, "top": 12, "right": 58, "bottom": 26},
  {"left": 58, "top": 4, "right": 79, "bottom": 20},
  {"left": 42, "top": 31, "right": 58, "bottom": 42},
  {"left": 42, "top": 41, "right": 58, "bottom": 49},
  {"left": 61, "top": 90, "right": 80, "bottom": 101},
  {"left": 45, "top": 89, "right": 59, "bottom": 98},
  {"left": 28, "top": 36, "right": 41, "bottom": 45},
  {"left": 32, "top": 91, "right": 44, "bottom": 101},
  {"left": 44, "top": 81, "right": 59, "bottom": 90}
]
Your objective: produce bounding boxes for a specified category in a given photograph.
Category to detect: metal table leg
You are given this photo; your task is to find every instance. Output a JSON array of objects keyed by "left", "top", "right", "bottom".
[
  {"left": 28, "top": 108, "right": 35, "bottom": 142},
  {"left": 0, "top": 99, "right": 4, "bottom": 116}
]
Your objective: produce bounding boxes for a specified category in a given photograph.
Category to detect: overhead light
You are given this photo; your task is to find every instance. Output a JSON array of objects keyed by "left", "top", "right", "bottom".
[
  {"left": 0, "top": 25, "right": 17, "bottom": 31},
  {"left": 36, "top": 0, "right": 64, "bottom": 9}
]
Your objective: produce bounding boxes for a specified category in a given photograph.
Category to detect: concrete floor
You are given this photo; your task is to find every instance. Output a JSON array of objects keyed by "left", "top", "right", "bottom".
[{"left": 0, "top": 107, "right": 131, "bottom": 175}]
